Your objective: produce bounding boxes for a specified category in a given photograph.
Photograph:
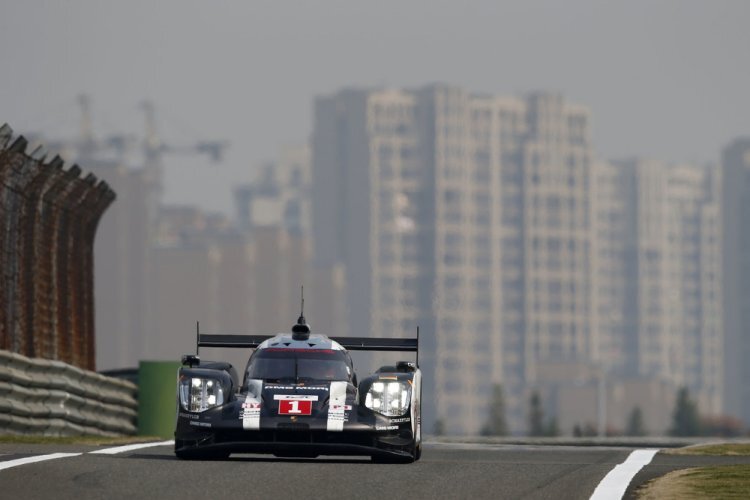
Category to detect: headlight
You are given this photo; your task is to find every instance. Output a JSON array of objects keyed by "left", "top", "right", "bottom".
[
  {"left": 364, "top": 381, "right": 410, "bottom": 416},
  {"left": 179, "top": 377, "right": 225, "bottom": 412}
]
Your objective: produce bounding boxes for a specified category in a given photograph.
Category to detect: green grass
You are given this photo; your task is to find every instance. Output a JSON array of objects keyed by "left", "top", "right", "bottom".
[
  {"left": 638, "top": 465, "right": 750, "bottom": 499},
  {"left": 640, "top": 443, "right": 750, "bottom": 498},
  {"left": 681, "top": 465, "right": 748, "bottom": 499},
  {"left": 685, "top": 465, "right": 750, "bottom": 498},
  {"left": 0, "top": 435, "right": 165, "bottom": 446},
  {"left": 666, "top": 443, "right": 750, "bottom": 456}
]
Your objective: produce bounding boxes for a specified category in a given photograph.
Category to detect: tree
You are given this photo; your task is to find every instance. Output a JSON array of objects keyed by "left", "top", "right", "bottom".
[
  {"left": 669, "top": 387, "right": 701, "bottom": 436},
  {"left": 528, "top": 390, "right": 545, "bottom": 437},
  {"left": 544, "top": 417, "right": 559, "bottom": 437},
  {"left": 573, "top": 422, "right": 598, "bottom": 437},
  {"left": 625, "top": 406, "right": 647, "bottom": 437},
  {"left": 433, "top": 418, "right": 445, "bottom": 436},
  {"left": 700, "top": 415, "right": 744, "bottom": 437},
  {"left": 480, "top": 384, "right": 509, "bottom": 436}
]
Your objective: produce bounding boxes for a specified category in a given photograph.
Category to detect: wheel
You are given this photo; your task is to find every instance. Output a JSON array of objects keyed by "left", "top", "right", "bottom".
[
  {"left": 414, "top": 406, "right": 422, "bottom": 461},
  {"left": 371, "top": 438, "right": 417, "bottom": 464}
]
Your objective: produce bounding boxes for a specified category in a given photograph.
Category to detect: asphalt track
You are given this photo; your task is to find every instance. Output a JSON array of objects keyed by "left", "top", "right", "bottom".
[{"left": 1, "top": 441, "right": 749, "bottom": 500}]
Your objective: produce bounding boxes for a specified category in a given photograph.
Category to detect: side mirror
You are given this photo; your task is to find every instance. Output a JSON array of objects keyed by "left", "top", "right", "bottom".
[
  {"left": 181, "top": 354, "right": 200, "bottom": 367},
  {"left": 396, "top": 361, "right": 416, "bottom": 372}
]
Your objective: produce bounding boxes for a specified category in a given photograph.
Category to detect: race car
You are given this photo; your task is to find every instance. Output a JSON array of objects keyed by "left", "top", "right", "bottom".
[{"left": 174, "top": 310, "right": 422, "bottom": 463}]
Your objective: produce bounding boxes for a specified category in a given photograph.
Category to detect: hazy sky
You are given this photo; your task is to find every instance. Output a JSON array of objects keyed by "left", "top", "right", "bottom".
[{"left": 2, "top": 1, "right": 749, "bottom": 214}]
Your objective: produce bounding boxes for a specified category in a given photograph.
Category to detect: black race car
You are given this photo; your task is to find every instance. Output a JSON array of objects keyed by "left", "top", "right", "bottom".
[{"left": 174, "top": 311, "right": 422, "bottom": 463}]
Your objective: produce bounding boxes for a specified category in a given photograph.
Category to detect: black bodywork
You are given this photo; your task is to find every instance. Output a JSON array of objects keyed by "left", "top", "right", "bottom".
[{"left": 174, "top": 328, "right": 422, "bottom": 463}]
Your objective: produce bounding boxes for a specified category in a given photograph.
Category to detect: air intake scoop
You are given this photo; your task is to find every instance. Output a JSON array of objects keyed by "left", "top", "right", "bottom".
[{"left": 292, "top": 315, "right": 311, "bottom": 341}]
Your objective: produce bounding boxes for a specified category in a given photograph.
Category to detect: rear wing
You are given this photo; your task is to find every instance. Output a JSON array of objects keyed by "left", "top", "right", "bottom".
[{"left": 194, "top": 323, "right": 420, "bottom": 364}]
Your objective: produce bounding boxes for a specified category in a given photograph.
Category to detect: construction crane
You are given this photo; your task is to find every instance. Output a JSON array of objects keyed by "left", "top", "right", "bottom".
[
  {"left": 139, "top": 100, "right": 226, "bottom": 164},
  {"left": 135, "top": 100, "right": 228, "bottom": 205},
  {"left": 74, "top": 95, "right": 227, "bottom": 166}
]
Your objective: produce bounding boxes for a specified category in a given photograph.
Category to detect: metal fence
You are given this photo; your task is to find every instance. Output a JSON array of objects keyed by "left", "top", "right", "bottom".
[
  {"left": 0, "top": 123, "right": 115, "bottom": 371},
  {"left": 0, "top": 349, "right": 137, "bottom": 436}
]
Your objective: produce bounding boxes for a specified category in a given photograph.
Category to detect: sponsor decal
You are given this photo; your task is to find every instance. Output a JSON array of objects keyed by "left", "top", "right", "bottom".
[
  {"left": 272, "top": 394, "right": 319, "bottom": 401},
  {"left": 240, "top": 408, "right": 262, "bottom": 419},
  {"left": 242, "top": 394, "right": 262, "bottom": 430},
  {"left": 327, "top": 381, "right": 348, "bottom": 432},
  {"left": 264, "top": 348, "right": 337, "bottom": 353},
  {"left": 178, "top": 412, "right": 198, "bottom": 420},
  {"left": 265, "top": 385, "right": 328, "bottom": 391},
  {"left": 189, "top": 421, "right": 212, "bottom": 428},
  {"left": 327, "top": 413, "right": 347, "bottom": 425},
  {"left": 389, "top": 417, "right": 411, "bottom": 424},
  {"left": 329, "top": 404, "right": 352, "bottom": 411},
  {"left": 375, "top": 425, "right": 399, "bottom": 431}
]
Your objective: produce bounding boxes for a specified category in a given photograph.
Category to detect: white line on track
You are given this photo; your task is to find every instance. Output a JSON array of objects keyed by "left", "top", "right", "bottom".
[
  {"left": 89, "top": 440, "right": 175, "bottom": 455},
  {"left": 0, "top": 452, "right": 82, "bottom": 471},
  {"left": 589, "top": 448, "right": 659, "bottom": 500}
]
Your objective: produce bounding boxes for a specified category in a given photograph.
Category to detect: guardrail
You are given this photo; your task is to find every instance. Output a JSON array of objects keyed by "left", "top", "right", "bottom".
[{"left": 0, "top": 350, "right": 137, "bottom": 436}]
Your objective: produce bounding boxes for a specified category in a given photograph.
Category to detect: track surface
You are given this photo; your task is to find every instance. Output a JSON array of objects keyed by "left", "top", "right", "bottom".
[{"left": 1, "top": 442, "right": 748, "bottom": 500}]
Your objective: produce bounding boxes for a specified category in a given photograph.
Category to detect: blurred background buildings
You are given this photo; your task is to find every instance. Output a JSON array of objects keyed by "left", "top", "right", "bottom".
[{"left": 31, "top": 86, "right": 750, "bottom": 437}]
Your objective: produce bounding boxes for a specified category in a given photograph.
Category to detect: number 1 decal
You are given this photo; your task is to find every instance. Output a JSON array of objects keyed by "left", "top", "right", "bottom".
[{"left": 278, "top": 399, "right": 312, "bottom": 415}]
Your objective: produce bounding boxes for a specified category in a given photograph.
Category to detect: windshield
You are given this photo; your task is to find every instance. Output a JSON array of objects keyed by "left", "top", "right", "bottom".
[{"left": 245, "top": 348, "right": 351, "bottom": 383}]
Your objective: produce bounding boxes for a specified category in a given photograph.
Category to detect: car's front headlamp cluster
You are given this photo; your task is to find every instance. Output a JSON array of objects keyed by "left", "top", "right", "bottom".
[
  {"left": 179, "top": 377, "right": 225, "bottom": 412},
  {"left": 364, "top": 381, "right": 410, "bottom": 416}
]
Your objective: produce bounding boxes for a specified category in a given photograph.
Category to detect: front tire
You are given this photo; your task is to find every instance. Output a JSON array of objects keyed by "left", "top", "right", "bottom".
[{"left": 371, "top": 436, "right": 418, "bottom": 464}]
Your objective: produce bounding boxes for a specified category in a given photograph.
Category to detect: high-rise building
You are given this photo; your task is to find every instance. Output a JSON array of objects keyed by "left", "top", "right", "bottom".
[
  {"left": 721, "top": 138, "right": 750, "bottom": 426},
  {"left": 312, "top": 86, "right": 595, "bottom": 434},
  {"left": 83, "top": 160, "right": 159, "bottom": 371},
  {"left": 149, "top": 205, "right": 313, "bottom": 368},
  {"left": 312, "top": 87, "right": 437, "bottom": 423},
  {"left": 313, "top": 83, "right": 730, "bottom": 434},
  {"left": 592, "top": 159, "right": 723, "bottom": 417},
  {"left": 235, "top": 145, "right": 311, "bottom": 236},
  {"left": 150, "top": 207, "right": 236, "bottom": 358},
  {"left": 232, "top": 144, "right": 344, "bottom": 335},
  {"left": 493, "top": 93, "right": 594, "bottom": 433},
  {"left": 590, "top": 160, "right": 638, "bottom": 376}
]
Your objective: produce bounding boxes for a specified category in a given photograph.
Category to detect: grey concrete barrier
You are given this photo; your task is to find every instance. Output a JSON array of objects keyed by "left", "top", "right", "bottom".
[{"left": 0, "top": 350, "right": 137, "bottom": 436}]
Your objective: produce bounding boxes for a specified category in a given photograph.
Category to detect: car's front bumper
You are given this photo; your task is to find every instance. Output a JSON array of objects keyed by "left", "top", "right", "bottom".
[{"left": 175, "top": 426, "right": 416, "bottom": 459}]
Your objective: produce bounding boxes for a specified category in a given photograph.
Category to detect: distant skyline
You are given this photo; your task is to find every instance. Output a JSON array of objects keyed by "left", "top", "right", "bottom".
[{"left": 2, "top": 1, "right": 749, "bottom": 214}]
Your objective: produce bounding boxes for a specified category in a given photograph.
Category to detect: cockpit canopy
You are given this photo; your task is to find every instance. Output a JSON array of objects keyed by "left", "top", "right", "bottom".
[{"left": 244, "top": 348, "right": 353, "bottom": 384}]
